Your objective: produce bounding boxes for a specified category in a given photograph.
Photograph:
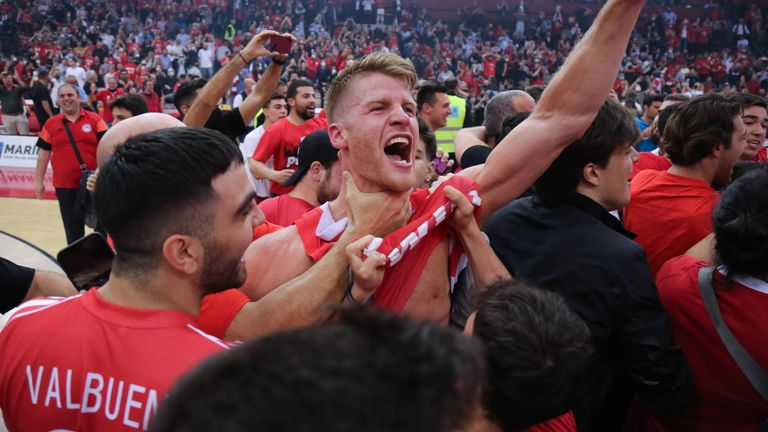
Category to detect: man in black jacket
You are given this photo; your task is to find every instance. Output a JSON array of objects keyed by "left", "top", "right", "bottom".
[{"left": 484, "top": 98, "right": 691, "bottom": 430}]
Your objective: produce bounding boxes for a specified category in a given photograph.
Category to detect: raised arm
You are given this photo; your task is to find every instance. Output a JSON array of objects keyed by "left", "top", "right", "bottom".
[
  {"left": 471, "top": 0, "right": 645, "bottom": 220},
  {"left": 183, "top": 30, "right": 280, "bottom": 127},
  {"left": 237, "top": 38, "right": 292, "bottom": 123}
]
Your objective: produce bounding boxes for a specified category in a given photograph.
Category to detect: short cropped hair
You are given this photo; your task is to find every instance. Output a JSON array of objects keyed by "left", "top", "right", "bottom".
[
  {"left": 109, "top": 93, "right": 149, "bottom": 117},
  {"left": 713, "top": 167, "right": 768, "bottom": 278},
  {"left": 150, "top": 307, "right": 484, "bottom": 432},
  {"left": 474, "top": 280, "right": 594, "bottom": 430},
  {"left": 326, "top": 52, "right": 417, "bottom": 122},
  {"left": 418, "top": 117, "right": 437, "bottom": 160},
  {"left": 287, "top": 79, "right": 313, "bottom": 100},
  {"left": 172, "top": 79, "right": 207, "bottom": 113},
  {"left": 664, "top": 94, "right": 690, "bottom": 103},
  {"left": 484, "top": 90, "right": 532, "bottom": 141},
  {"left": 731, "top": 92, "right": 768, "bottom": 111},
  {"left": 642, "top": 94, "right": 664, "bottom": 108},
  {"left": 265, "top": 92, "right": 286, "bottom": 108},
  {"left": 416, "top": 83, "right": 448, "bottom": 111},
  {"left": 497, "top": 111, "right": 531, "bottom": 144},
  {"left": 95, "top": 127, "right": 241, "bottom": 280},
  {"left": 534, "top": 98, "right": 639, "bottom": 206},
  {"left": 662, "top": 93, "right": 742, "bottom": 166}
]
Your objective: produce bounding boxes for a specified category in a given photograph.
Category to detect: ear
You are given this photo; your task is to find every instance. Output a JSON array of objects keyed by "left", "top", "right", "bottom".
[
  {"left": 161, "top": 234, "right": 204, "bottom": 276},
  {"left": 582, "top": 162, "right": 600, "bottom": 187},
  {"left": 309, "top": 161, "right": 325, "bottom": 182},
  {"left": 712, "top": 142, "right": 724, "bottom": 158},
  {"left": 328, "top": 122, "right": 347, "bottom": 150}
]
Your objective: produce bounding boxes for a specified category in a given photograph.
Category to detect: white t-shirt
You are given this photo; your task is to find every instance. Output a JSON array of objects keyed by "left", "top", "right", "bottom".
[
  {"left": 241, "top": 125, "right": 272, "bottom": 198},
  {"left": 198, "top": 47, "right": 214, "bottom": 69}
]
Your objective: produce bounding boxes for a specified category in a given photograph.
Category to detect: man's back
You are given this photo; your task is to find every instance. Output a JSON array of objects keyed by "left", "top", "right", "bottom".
[
  {"left": 0, "top": 289, "right": 226, "bottom": 431},
  {"left": 624, "top": 169, "right": 719, "bottom": 276}
]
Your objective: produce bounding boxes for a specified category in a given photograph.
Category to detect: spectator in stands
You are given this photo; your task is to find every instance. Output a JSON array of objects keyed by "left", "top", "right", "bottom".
[
  {"left": 34, "top": 83, "right": 108, "bottom": 244},
  {"left": 628, "top": 166, "right": 768, "bottom": 432},
  {"left": 0, "top": 256, "right": 76, "bottom": 314},
  {"left": 485, "top": 98, "right": 691, "bottom": 430},
  {"left": 416, "top": 83, "right": 452, "bottom": 134},
  {"left": 94, "top": 77, "right": 125, "bottom": 126},
  {"left": 0, "top": 72, "right": 30, "bottom": 135},
  {"left": 732, "top": 93, "right": 768, "bottom": 162},
  {"left": 258, "top": 130, "right": 341, "bottom": 226},
  {"left": 150, "top": 308, "right": 485, "bottom": 432},
  {"left": 467, "top": 279, "right": 594, "bottom": 431},
  {"left": 142, "top": 78, "right": 163, "bottom": 113},
  {"left": 251, "top": 79, "right": 327, "bottom": 196},
  {"left": 413, "top": 118, "right": 437, "bottom": 189},
  {"left": 109, "top": 93, "right": 149, "bottom": 126},
  {"left": 636, "top": 94, "right": 664, "bottom": 152},
  {"left": 624, "top": 94, "right": 747, "bottom": 276}
]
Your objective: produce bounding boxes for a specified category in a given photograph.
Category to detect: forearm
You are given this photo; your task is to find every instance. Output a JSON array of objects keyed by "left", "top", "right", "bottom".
[
  {"left": 23, "top": 270, "right": 77, "bottom": 302},
  {"left": 184, "top": 56, "right": 247, "bottom": 127},
  {"left": 249, "top": 158, "right": 278, "bottom": 180},
  {"left": 455, "top": 225, "right": 510, "bottom": 293},
  {"left": 41, "top": 101, "right": 53, "bottom": 117},
  {"left": 35, "top": 149, "right": 51, "bottom": 183},
  {"left": 239, "top": 63, "right": 281, "bottom": 122},
  {"left": 224, "top": 233, "right": 355, "bottom": 340},
  {"left": 685, "top": 233, "right": 715, "bottom": 265}
]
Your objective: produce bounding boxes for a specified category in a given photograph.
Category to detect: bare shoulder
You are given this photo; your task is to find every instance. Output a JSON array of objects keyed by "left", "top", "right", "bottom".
[{"left": 241, "top": 226, "right": 313, "bottom": 300}]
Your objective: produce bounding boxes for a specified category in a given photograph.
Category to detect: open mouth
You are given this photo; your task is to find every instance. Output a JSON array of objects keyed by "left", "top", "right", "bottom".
[
  {"left": 384, "top": 135, "right": 412, "bottom": 167},
  {"left": 747, "top": 139, "right": 762, "bottom": 149}
]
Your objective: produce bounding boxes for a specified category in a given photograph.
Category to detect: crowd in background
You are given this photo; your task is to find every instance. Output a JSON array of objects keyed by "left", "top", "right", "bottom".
[{"left": 1, "top": 0, "right": 768, "bottom": 133}]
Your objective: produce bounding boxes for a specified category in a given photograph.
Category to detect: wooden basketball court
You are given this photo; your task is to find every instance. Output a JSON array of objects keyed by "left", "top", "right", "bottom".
[{"left": 0, "top": 196, "right": 70, "bottom": 270}]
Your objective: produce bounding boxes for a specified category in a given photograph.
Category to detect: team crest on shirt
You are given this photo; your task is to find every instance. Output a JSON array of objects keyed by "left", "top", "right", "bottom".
[{"left": 82, "top": 124, "right": 92, "bottom": 133}]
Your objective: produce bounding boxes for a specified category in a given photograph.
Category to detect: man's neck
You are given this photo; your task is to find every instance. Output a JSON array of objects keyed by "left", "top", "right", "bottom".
[
  {"left": 642, "top": 112, "right": 653, "bottom": 123},
  {"left": 97, "top": 272, "right": 202, "bottom": 316},
  {"left": 289, "top": 180, "right": 319, "bottom": 207},
  {"left": 288, "top": 112, "right": 307, "bottom": 126},
  {"left": 667, "top": 162, "right": 716, "bottom": 184},
  {"left": 419, "top": 114, "right": 438, "bottom": 132},
  {"left": 63, "top": 109, "right": 81, "bottom": 121}
]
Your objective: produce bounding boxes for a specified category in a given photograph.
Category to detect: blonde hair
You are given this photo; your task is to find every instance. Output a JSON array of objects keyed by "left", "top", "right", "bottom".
[{"left": 325, "top": 52, "right": 417, "bottom": 123}]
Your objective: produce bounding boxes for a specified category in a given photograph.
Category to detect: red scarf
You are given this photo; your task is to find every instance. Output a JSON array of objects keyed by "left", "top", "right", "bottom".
[{"left": 294, "top": 176, "right": 482, "bottom": 312}]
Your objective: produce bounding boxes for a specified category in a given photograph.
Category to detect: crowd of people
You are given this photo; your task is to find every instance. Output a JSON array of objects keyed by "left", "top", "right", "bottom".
[{"left": 1, "top": 0, "right": 768, "bottom": 430}]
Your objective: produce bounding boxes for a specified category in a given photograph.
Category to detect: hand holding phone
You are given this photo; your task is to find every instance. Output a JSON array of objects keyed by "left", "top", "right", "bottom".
[{"left": 270, "top": 35, "right": 294, "bottom": 55}]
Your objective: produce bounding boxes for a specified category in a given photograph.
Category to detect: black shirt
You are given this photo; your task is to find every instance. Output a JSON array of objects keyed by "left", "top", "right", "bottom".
[
  {"left": 30, "top": 81, "right": 55, "bottom": 127},
  {"left": 485, "top": 194, "right": 691, "bottom": 430},
  {"left": 0, "top": 86, "right": 27, "bottom": 115},
  {"left": 189, "top": 106, "right": 247, "bottom": 143},
  {"left": 0, "top": 257, "right": 34, "bottom": 314}
]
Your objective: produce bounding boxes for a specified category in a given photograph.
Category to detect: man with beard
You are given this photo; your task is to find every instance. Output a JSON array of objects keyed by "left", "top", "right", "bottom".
[
  {"left": 258, "top": 130, "right": 341, "bottom": 226},
  {"left": 241, "top": 0, "right": 647, "bottom": 321},
  {"left": 0, "top": 128, "right": 246, "bottom": 431},
  {"left": 251, "top": 79, "right": 328, "bottom": 196}
]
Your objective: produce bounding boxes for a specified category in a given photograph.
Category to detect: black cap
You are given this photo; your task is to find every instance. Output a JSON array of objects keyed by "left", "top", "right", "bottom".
[{"left": 283, "top": 130, "right": 338, "bottom": 186}]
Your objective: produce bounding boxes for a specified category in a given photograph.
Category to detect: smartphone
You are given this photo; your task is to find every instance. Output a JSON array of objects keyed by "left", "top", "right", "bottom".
[
  {"left": 56, "top": 232, "right": 114, "bottom": 290},
  {"left": 270, "top": 35, "right": 294, "bottom": 55}
]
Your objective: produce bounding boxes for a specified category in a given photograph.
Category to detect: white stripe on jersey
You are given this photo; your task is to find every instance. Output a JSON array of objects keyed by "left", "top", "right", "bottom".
[
  {"left": 185, "top": 324, "right": 233, "bottom": 349},
  {"left": 4, "top": 294, "right": 83, "bottom": 328}
]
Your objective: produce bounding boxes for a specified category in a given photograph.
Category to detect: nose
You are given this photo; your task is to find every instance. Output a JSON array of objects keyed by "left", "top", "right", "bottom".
[
  {"left": 251, "top": 204, "right": 265, "bottom": 228},
  {"left": 389, "top": 105, "right": 411, "bottom": 126}
]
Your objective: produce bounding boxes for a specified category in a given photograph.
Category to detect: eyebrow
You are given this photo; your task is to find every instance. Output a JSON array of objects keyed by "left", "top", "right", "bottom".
[{"left": 234, "top": 191, "right": 258, "bottom": 218}]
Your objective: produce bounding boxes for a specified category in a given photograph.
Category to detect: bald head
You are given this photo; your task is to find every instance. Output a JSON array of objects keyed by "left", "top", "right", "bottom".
[
  {"left": 97, "top": 113, "right": 185, "bottom": 166},
  {"left": 484, "top": 90, "right": 536, "bottom": 142}
]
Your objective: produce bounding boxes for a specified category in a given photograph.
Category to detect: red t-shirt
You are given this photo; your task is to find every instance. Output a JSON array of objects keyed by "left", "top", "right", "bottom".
[
  {"left": 0, "top": 289, "right": 228, "bottom": 431},
  {"left": 626, "top": 256, "right": 768, "bottom": 432},
  {"left": 143, "top": 91, "right": 162, "bottom": 113},
  {"left": 624, "top": 170, "right": 719, "bottom": 276},
  {"left": 258, "top": 194, "right": 316, "bottom": 226},
  {"left": 628, "top": 152, "right": 672, "bottom": 181},
  {"left": 753, "top": 146, "right": 768, "bottom": 163},
  {"left": 252, "top": 116, "right": 328, "bottom": 196},
  {"left": 36, "top": 110, "right": 108, "bottom": 188},
  {"left": 95, "top": 88, "right": 125, "bottom": 123},
  {"left": 530, "top": 411, "right": 577, "bottom": 431}
]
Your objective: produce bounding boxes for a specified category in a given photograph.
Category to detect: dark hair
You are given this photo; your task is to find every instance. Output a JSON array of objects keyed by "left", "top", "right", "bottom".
[
  {"left": 662, "top": 93, "right": 742, "bottom": 166},
  {"left": 731, "top": 92, "right": 768, "bottom": 111},
  {"left": 150, "top": 307, "right": 484, "bottom": 432},
  {"left": 713, "top": 167, "right": 768, "bottom": 278},
  {"left": 656, "top": 104, "right": 684, "bottom": 138},
  {"left": 418, "top": 117, "right": 437, "bottom": 160},
  {"left": 664, "top": 94, "right": 690, "bottom": 103},
  {"left": 416, "top": 83, "right": 447, "bottom": 111},
  {"left": 172, "top": 79, "right": 207, "bottom": 113},
  {"left": 642, "top": 94, "right": 664, "bottom": 108},
  {"left": 287, "top": 79, "right": 313, "bottom": 100},
  {"left": 484, "top": 90, "right": 532, "bottom": 140},
  {"left": 444, "top": 78, "right": 459, "bottom": 92},
  {"left": 534, "top": 98, "right": 639, "bottom": 206},
  {"left": 524, "top": 85, "right": 546, "bottom": 102},
  {"left": 265, "top": 92, "right": 286, "bottom": 108},
  {"left": 497, "top": 111, "right": 531, "bottom": 144},
  {"left": 474, "top": 280, "right": 594, "bottom": 430},
  {"left": 94, "top": 127, "right": 241, "bottom": 280},
  {"left": 109, "top": 93, "right": 149, "bottom": 117}
]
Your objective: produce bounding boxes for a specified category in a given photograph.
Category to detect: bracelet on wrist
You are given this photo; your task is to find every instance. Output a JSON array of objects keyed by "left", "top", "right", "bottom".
[
  {"left": 272, "top": 57, "right": 286, "bottom": 66},
  {"left": 237, "top": 52, "right": 250, "bottom": 65}
]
